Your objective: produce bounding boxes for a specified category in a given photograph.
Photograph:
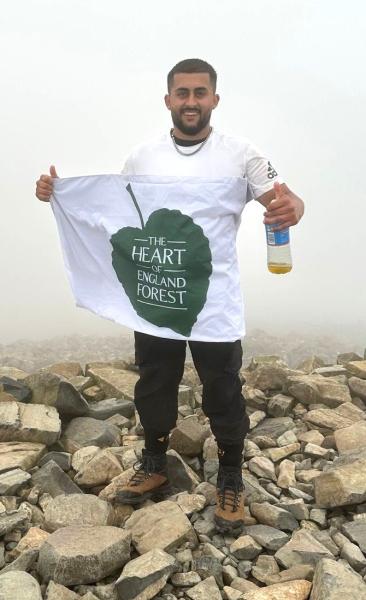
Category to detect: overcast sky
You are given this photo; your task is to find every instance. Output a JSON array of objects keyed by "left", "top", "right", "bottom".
[{"left": 1, "top": 0, "right": 365, "bottom": 345}]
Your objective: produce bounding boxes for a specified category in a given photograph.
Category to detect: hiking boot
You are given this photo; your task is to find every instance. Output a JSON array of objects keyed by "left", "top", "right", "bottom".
[
  {"left": 214, "top": 465, "right": 245, "bottom": 533},
  {"left": 114, "top": 449, "right": 171, "bottom": 505}
]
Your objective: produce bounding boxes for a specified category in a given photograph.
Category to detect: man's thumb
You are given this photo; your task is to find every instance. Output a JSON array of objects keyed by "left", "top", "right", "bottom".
[{"left": 50, "top": 165, "right": 58, "bottom": 178}]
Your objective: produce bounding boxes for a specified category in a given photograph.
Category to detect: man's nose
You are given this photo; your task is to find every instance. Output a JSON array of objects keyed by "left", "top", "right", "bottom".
[{"left": 185, "top": 91, "right": 199, "bottom": 105}]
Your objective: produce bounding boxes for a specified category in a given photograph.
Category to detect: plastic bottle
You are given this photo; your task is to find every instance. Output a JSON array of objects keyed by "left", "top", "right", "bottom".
[{"left": 265, "top": 224, "right": 292, "bottom": 274}]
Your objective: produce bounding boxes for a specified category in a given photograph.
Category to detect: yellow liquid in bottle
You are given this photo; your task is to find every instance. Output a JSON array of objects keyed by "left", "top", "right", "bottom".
[{"left": 268, "top": 263, "right": 292, "bottom": 274}]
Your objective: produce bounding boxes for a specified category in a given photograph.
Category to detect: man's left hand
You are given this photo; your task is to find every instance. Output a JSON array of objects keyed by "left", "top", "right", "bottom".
[{"left": 263, "top": 182, "right": 304, "bottom": 231}]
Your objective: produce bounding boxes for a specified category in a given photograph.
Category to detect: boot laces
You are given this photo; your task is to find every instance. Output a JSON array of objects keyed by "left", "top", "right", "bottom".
[
  {"left": 129, "top": 453, "right": 165, "bottom": 487},
  {"left": 218, "top": 470, "right": 243, "bottom": 513}
]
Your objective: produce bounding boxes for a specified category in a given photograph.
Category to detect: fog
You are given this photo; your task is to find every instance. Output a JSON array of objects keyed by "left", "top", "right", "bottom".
[{"left": 1, "top": 0, "right": 365, "bottom": 345}]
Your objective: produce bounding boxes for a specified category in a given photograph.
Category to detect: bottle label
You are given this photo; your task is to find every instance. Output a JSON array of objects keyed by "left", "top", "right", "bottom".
[{"left": 265, "top": 224, "right": 290, "bottom": 246}]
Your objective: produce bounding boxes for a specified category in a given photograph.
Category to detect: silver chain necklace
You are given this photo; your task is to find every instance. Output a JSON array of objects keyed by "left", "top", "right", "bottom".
[{"left": 170, "top": 127, "right": 213, "bottom": 156}]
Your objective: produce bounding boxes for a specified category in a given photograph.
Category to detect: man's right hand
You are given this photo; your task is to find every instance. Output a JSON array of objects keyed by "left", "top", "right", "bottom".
[{"left": 35, "top": 165, "right": 58, "bottom": 202}]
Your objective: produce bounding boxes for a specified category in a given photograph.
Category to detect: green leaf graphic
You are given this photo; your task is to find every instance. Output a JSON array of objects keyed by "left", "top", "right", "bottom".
[{"left": 110, "top": 186, "right": 212, "bottom": 336}]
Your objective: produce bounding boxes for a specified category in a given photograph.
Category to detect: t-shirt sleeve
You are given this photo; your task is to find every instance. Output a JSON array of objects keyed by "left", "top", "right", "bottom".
[{"left": 245, "top": 143, "right": 282, "bottom": 200}]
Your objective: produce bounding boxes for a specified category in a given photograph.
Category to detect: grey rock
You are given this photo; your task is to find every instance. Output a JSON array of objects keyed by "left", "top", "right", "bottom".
[
  {"left": 250, "top": 502, "right": 299, "bottom": 531},
  {"left": 279, "top": 499, "right": 309, "bottom": 521},
  {"left": 334, "top": 421, "right": 366, "bottom": 455},
  {"left": 0, "top": 376, "right": 32, "bottom": 402},
  {"left": 192, "top": 555, "right": 223, "bottom": 587},
  {"left": 31, "top": 460, "right": 83, "bottom": 497},
  {"left": 166, "top": 449, "right": 200, "bottom": 492},
  {"left": 340, "top": 540, "right": 366, "bottom": 571},
  {"left": 24, "top": 370, "right": 90, "bottom": 416},
  {"left": 0, "top": 507, "right": 30, "bottom": 536},
  {"left": 229, "top": 535, "right": 262, "bottom": 559},
  {"left": 37, "top": 526, "right": 131, "bottom": 585},
  {"left": 44, "top": 494, "right": 113, "bottom": 531},
  {"left": 86, "top": 367, "right": 139, "bottom": 400},
  {"left": 248, "top": 457, "right": 276, "bottom": 482},
  {"left": 314, "top": 456, "right": 366, "bottom": 508},
  {"left": 61, "top": 417, "right": 121, "bottom": 453},
  {"left": 242, "top": 470, "right": 279, "bottom": 504},
  {"left": 45, "top": 581, "right": 81, "bottom": 599},
  {"left": 0, "top": 468, "right": 31, "bottom": 494},
  {"left": 0, "top": 571, "right": 42, "bottom": 600},
  {"left": 349, "top": 376, "right": 366, "bottom": 401},
  {"left": 342, "top": 520, "right": 366, "bottom": 553},
  {"left": 0, "top": 441, "right": 46, "bottom": 473},
  {"left": 87, "top": 397, "right": 134, "bottom": 420},
  {"left": 0, "top": 548, "right": 38, "bottom": 574},
  {"left": 169, "top": 416, "right": 208, "bottom": 457},
  {"left": 115, "top": 548, "right": 176, "bottom": 600},
  {"left": 268, "top": 394, "right": 295, "bottom": 417},
  {"left": 185, "top": 575, "right": 222, "bottom": 600},
  {"left": 39, "top": 451, "right": 72, "bottom": 471},
  {"left": 248, "top": 417, "right": 296, "bottom": 441},
  {"left": 244, "top": 525, "right": 289, "bottom": 551},
  {"left": 310, "top": 557, "right": 366, "bottom": 599},
  {"left": 287, "top": 374, "right": 352, "bottom": 408},
  {"left": 275, "top": 529, "right": 335, "bottom": 568}
]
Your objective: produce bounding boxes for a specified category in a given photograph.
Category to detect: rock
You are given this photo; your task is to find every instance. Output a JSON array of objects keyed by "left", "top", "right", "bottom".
[
  {"left": 37, "top": 526, "right": 131, "bottom": 585},
  {"left": 242, "top": 471, "right": 279, "bottom": 505},
  {"left": 45, "top": 581, "right": 81, "bottom": 599},
  {"left": 245, "top": 365, "right": 301, "bottom": 392},
  {"left": 243, "top": 579, "right": 312, "bottom": 599},
  {"left": 248, "top": 417, "right": 296, "bottom": 442},
  {"left": 275, "top": 529, "right": 334, "bottom": 568},
  {"left": 348, "top": 377, "right": 366, "bottom": 401},
  {"left": 166, "top": 449, "right": 201, "bottom": 492},
  {"left": 0, "top": 507, "right": 30, "bottom": 536},
  {"left": 44, "top": 494, "right": 113, "bottom": 531},
  {"left": 175, "top": 492, "right": 206, "bottom": 515},
  {"left": 171, "top": 571, "right": 202, "bottom": 587},
  {"left": 115, "top": 548, "right": 176, "bottom": 600},
  {"left": 87, "top": 397, "right": 134, "bottom": 420},
  {"left": 266, "top": 565, "right": 314, "bottom": 585},
  {"left": 334, "top": 421, "right": 366, "bottom": 454},
  {"left": 248, "top": 457, "right": 276, "bottom": 482},
  {"left": 31, "top": 459, "right": 83, "bottom": 497},
  {"left": 0, "top": 366, "right": 29, "bottom": 380},
  {"left": 249, "top": 411, "right": 267, "bottom": 430},
  {"left": 277, "top": 459, "right": 296, "bottom": 489},
  {"left": 312, "top": 365, "right": 347, "bottom": 377},
  {"left": 74, "top": 449, "right": 123, "bottom": 487},
  {"left": 310, "top": 557, "right": 366, "bottom": 598},
  {"left": 346, "top": 360, "right": 366, "bottom": 379},
  {"left": 230, "top": 535, "right": 262, "bottom": 560},
  {"left": 297, "top": 356, "right": 325, "bottom": 373},
  {"left": 304, "top": 408, "right": 355, "bottom": 431},
  {"left": 251, "top": 554, "right": 280, "bottom": 584},
  {"left": 61, "top": 417, "right": 121, "bottom": 453},
  {"left": 24, "top": 370, "right": 90, "bottom": 416},
  {"left": 231, "top": 577, "right": 259, "bottom": 594},
  {"left": 297, "top": 430, "right": 324, "bottom": 445},
  {"left": 13, "top": 526, "right": 49, "bottom": 555},
  {"left": 268, "top": 394, "right": 295, "bottom": 417},
  {"left": 337, "top": 352, "right": 363, "bottom": 365},
  {"left": 0, "top": 468, "right": 31, "bottom": 494},
  {"left": 280, "top": 499, "right": 309, "bottom": 521},
  {"left": 186, "top": 575, "right": 222, "bottom": 600},
  {"left": 39, "top": 451, "right": 72, "bottom": 471},
  {"left": 244, "top": 525, "right": 289, "bottom": 551},
  {"left": 264, "top": 443, "right": 301, "bottom": 463},
  {"left": 124, "top": 500, "right": 197, "bottom": 554},
  {"left": 250, "top": 502, "right": 298, "bottom": 531},
  {"left": 0, "top": 376, "right": 32, "bottom": 402},
  {"left": 0, "top": 571, "right": 42, "bottom": 599},
  {"left": 314, "top": 456, "right": 366, "bottom": 508},
  {"left": 82, "top": 385, "right": 105, "bottom": 402},
  {"left": 341, "top": 520, "right": 366, "bottom": 553},
  {"left": 287, "top": 374, "right": 352, "bottom": 408},
  {"left": 169, "top": 416, "right": 208, "bottom": 457},
  {"left": 0, "top": 548, "right": 38, "bottom": 574},
  {"left": 44, "top": 362, "right": 83, "bottom": 379},
  {"left": 340, "top": 539, "right": 366, "bottom": 571},
  {"left": 0, "top": 441, "right": 46, "bottom": 472},
  {"left": 0, "top": 400, "right": 61, "bottom": 445},
  {"left": 242, "top": 386, "right": 267, "bottom": 411},
  {"left": 87, "top": 367, "right": 139, "bottom": 400},
  {"left": 71, "top": 446, "right": 100, "bottom": 473}
]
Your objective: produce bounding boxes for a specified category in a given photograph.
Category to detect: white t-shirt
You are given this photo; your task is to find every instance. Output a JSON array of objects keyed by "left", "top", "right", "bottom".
[{"left": 121, "top": 129, "right": 280, "bottom": 201}]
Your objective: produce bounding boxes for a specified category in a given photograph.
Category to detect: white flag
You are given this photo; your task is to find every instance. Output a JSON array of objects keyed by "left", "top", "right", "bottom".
[{"left": 51, "top": 175, "right": 250, "bottom": 342}]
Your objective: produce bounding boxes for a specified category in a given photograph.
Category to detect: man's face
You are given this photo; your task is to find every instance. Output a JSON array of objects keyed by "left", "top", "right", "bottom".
[{"left": 165, "top": 72, "right": 219, "bottom": 136}]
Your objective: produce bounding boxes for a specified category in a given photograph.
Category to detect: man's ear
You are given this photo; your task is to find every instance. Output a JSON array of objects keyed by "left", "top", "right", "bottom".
[
  {"left": 213, "top": 94, "right": 220, "bottom": 109},
  {"left": 164, "top": 94, "right": 171, "bottom": 110}
]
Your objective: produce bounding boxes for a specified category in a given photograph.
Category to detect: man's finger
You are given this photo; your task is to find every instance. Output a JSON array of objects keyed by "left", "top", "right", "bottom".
[
  {"left": 274, "top": 181, "right": 282, "bottom": 199},
  {"left": 50, "top": 165, "right": 58, "bottom": 178}
]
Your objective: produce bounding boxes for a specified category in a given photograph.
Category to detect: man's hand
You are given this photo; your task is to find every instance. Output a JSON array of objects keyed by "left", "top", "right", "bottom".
[
  {"left": 261, "top": 182, "right": 304, "bottom": 231},
  {"left": 35, "top": 165, "right": 58, "bottom": 202}
]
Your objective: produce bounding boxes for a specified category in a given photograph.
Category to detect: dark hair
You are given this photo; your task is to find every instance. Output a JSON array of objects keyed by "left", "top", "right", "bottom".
[{"left": 167, "top": 58, "right": 217, "bottom": 92}]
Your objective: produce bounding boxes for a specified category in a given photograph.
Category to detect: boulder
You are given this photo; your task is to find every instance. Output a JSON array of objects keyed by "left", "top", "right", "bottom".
[
  {"left": 37, "top": 526, "right": 131, "bottom": 585},
  {"left": 61, "top": 417, "right": 120, "bottom": 453},
  {"left": 250, "top": 502, "right": 298, "bottom": 531},
  {"left": 0, "top": 468, "right": 31, "bottom": 495},
  {"left": 0, "top": 441, "right": 46, "bottom": 472},
  {"left": 124, "top": 500, "right": 198, "bottom": 554},
  {"left": 310, "top": 557, "right": 366, "bottom": 599},
  {"left": 24, "top": 370, "right": 90, "bottom": 416},
  {"left": 186, "top": 576, "right": 222, "bottom": 600},
  {"left": 0, "top": 400, "right": 60, "bottom": 445},
  {"left": 0, "top": 571, "right": 42, "bottom": 600},
  {"left": 169, "top": 416, "right": 208, "bottom": 456},
  {"left": 115, "top": 548, "right": 176, "bottom": 600},
  {"left": 44, "top": 494, "right": 113, "bottom": 531},
  {"left": 348, "top": 376, "right": 366, "bottom": 401},
  {"left": 314, "top": 456, "right": 366, "bottom": 508},
  {"left": 73, "top": 448, "right": 123, "bottom": 487},
  {"left": 243, "top": 579, "right": 312, "bottom": 600},
  {"left": 346, "top": 360, "right": 366, "bottom": 379},
  {"left": 31, "top": 460, "right": 83, "bottom": 497},
  {"left": 287, "top": 374, "right": 351, "bottom": 408},
  {"left": 0, "top": 376, "right": 32, "bottom": 402},
  {"left": 275, "top": 529, "right": 335, "bottom": 568},
  {"left": 334, "top": 421, "right": 366, "bottom": 454},
  {"left": 87, "top": 367, "right": 139, "bottom": 400}
]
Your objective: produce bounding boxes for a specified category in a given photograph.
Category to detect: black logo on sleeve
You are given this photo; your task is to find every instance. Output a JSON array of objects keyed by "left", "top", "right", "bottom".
[{"left": 267, "top": 162, "right": 278, "bottom": 179}]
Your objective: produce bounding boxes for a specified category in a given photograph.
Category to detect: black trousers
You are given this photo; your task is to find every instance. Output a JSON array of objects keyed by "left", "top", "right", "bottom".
[{"left": 134, "top": 332, "right": 250, "bottom": 447}]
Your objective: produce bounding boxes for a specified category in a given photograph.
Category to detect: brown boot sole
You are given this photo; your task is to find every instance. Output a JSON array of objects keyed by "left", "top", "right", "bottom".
[
  {"left": 115, "top": 482, "right": 173, "bottom": 505},
  {"left": 214, "top": 514, "right": 244, "bottom": 534}
]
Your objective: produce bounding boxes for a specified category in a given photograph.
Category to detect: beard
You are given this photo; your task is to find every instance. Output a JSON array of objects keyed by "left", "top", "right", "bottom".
[{"left": 170, "top": 108, "right": 212, "bottom": 136}]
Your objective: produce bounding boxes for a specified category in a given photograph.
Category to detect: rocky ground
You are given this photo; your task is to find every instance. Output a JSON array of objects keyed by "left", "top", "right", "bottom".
[{"left": 0, "top": 350, "right": 366, "bottom": 599}]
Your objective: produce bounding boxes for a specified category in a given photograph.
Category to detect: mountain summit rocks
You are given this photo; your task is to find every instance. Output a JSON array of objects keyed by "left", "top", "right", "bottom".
[{"left": 0, "top": 350, "right": 365, "bottom": 598}]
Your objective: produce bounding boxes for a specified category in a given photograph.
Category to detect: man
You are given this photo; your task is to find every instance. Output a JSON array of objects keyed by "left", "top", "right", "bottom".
[{"left": 36, "top": 58, "right": 304, "bottom": 533}]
